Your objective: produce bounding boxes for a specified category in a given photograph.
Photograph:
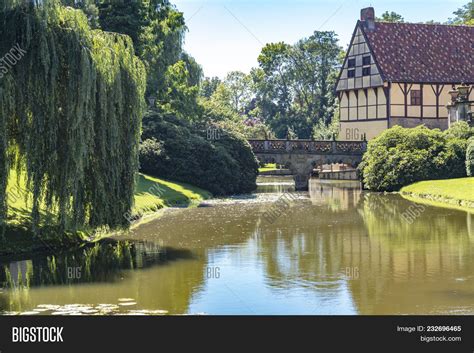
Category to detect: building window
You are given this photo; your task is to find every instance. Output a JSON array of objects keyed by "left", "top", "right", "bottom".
[
  {"left": 348, "top": 69, "right": 355, "bottom": 78},
  {"left": 362, "top": 67, "right": 371, "bottom": 76},
  {"left": 411, "top": 90, "right": 421, "bottom": 105},
  {"left": 362, "top": 55, "right": 371, "bottom": 65},
  {"left": 348, "top": 58, "right": 356, "bottom": 68}
]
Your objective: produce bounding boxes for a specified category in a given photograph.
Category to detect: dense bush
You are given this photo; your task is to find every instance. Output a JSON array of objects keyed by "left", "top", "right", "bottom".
[
  {"left": 139, "top": 138, "right": 163, "bottom": 171},
  {"left": 139, "top": 111, "right": 258, "bottom": 195},
  {"left": 359, "top": 124, "right": 470, "bottom": 191},
  {"left": 443, "top": 121, "right": 474, "bottom": 140},
  {"left": 467, "top": 138, "right": 474, "bottom": 177}
]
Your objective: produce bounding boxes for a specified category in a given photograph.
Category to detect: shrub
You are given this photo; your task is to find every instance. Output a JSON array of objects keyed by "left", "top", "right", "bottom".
[
  {"left": 443, "top": 121, "right": 474, "bottom": 140},
  {"left": 139, "top": 138, "right": 163, "bottom": 173},
  {"left": 467, "top": 138, "right": 474, "bottom": 177},
  {"left": 139, "top": 111, "right": 258, "bottom": 195},
  {"left": 359, "top": 125, "right": 468, "bottom": 191}
]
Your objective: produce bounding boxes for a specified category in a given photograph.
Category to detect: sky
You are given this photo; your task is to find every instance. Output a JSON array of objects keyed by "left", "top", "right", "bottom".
[{"left": 172, "top": 0, "right": 467, "bottom": 78}]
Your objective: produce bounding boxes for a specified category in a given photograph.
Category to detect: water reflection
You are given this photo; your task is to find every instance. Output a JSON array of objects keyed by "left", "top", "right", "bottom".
[
  {"left": 256, "top": 175, "right": 295, "bottom": 193},
  {"left": 0, "top": 179, "right": 472, "bottom": 315},
  {"left": 309, "top": 179, "right": 362, "bottom": 211},
  {"left": 0, "top": 240, "right": 192, "bottom": 289}
]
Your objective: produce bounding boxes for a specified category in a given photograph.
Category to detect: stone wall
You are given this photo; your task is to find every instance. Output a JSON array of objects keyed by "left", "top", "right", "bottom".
[{"left": 389, "top": 117, "right": 448, "bottom": 130}]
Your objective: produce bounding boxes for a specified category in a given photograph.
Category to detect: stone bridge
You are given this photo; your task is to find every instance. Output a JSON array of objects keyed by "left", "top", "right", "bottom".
[{"left": 248, "top": 139, "right": 367, "bottom": 190}]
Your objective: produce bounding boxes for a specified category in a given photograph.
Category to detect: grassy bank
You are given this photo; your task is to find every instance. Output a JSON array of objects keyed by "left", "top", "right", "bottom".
[
  {"left": 133, "top": 173, "right": 211, "bottom": 218},
  {"left": 258, "top": 163, "right": 278, "bottom": 173},
  {"left": 1, "top": 172, "right": 211, "bottom": 257},
  {"left": 400, "top": 177, "right": 474, "bottom": 213}
]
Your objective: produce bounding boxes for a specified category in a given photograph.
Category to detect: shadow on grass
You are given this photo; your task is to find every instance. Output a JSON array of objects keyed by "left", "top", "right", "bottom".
[
  {"left": 134, "top": 174, "right": 207, "bottom": 209},
  {"left": 2, "top": 206, "right": 87, "bottom": 258}
]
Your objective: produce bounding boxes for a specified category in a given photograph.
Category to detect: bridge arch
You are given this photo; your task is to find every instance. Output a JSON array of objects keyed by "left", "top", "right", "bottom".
[{"left": 249, "top": 139, "right": 366, "bottom": 190}]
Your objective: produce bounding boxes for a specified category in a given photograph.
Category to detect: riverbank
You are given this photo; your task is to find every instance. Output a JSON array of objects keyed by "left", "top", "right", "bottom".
[
  {"left": 1, "top": 173, "right": 211, "bottom": 257},
  {"left": 400, "top": 177, "right": 474, "bottom": 213}
]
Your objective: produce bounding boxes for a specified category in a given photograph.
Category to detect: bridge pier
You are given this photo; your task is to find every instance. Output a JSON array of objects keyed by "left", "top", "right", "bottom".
[
  {"left": 288, "top": 158, "right": 314, "bottom": 191},
  {"left": 293, "top": 174, "right": 310, "bottom": 191}
]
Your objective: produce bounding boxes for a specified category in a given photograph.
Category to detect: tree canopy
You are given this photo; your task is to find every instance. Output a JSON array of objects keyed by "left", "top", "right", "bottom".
[
  {"left": 450, "top": 1, "right": 474, "bottom": 25},
  {"left": 376, "top": 11, "right": 404, "bottom": 23},
  {"left": 254, "top": 31, "right": 341, "bottom": 139}
]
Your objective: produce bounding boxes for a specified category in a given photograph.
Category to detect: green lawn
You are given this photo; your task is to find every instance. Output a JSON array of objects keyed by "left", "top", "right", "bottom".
[
  {"left": 258, "top": 163, "right": 278, "bottom": 173},
  {"left": 133, "top": 173, "right": 211, "bottom": 216},
  {"left": 400, "top": 177, "right": 474, "bottom": 211}
]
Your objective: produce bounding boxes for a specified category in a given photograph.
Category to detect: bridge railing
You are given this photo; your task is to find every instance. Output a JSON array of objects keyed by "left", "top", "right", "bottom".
[{"left": 247, "top": 139, "right": 367, "bottom": 155}]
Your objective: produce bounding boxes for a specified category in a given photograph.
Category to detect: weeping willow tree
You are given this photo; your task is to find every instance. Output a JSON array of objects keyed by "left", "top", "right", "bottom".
[{"left": 0, "top": 0, "right": 146, "bottom": 234}]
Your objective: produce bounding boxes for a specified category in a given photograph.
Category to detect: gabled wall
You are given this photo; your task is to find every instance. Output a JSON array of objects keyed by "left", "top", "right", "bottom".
[{"left": 336, "top": 24, "right": 383, "bottom": 92}]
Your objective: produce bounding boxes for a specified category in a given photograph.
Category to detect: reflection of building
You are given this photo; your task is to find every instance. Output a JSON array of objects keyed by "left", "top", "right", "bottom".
[
  {"left": 336, "top": 7, "right": 474, "bottom": 140},
  {"left": 309, "top": 180, "right": 362, "bottom": 211}
]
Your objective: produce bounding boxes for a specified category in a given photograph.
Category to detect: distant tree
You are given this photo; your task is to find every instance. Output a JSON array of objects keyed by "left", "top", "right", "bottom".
[
  {"left": 160, "top": 61, "right": 201, "bottom": 120},
  {"left": 201, "top": 77, "right": 221, "bottom": 98},
  {"left": 449, "top": 1, "right": 474, "bottom": 25},
  {"left": 221, "top": 71, "right": 254, "bottom": 114},
  {"left": 377, "top": 11, "right": 404, "bottom": 23},
  {"left": 255, "top": 31, "right": 341, "bottom": 139}
]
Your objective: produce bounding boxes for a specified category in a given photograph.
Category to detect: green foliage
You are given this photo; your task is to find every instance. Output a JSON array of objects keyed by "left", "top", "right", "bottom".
[
  {"left": 449, "top": 1, "right": 474, "bottom": 25},
  {"left": 443, "top": 121, "right": 474, "bottom": 140},
  {"left": 467, "top": 138, "right": 474, "bottom": 177},
  {"left": 359, "top": 125, "right": 469, "bottom": 191},
  {"left": 140, "top": 111, "right": 258, "bottom": 195},
  {"left": 312, "top": 106, "right": 340, "bottom": 140},
  {"left": 200, "top": 77, "right": 221, "bottom": 98},
  {"left": 200, "top": 97, "right": 241, "bottom": 123},
  {"left": 91, "top": 0, "right": 187, "bottom": 100},
  {"left": 63, "top": 0, "right": 100, "bottom": 28},
  {"left": 0, "top": 1, "right": 146, "bottom": 232},
  {"left": 376, "top": 11, "right": 404, "bottom": 23},
  {"left": 255, "top": 31, "right": 341, "bottom": 138},
  {"left": 219, "top": 71, "right": 254, "bottom": 114},
  {"left": 139, "top": 138, "right": 163, "bottom": 175},
  {"left": 160, "top": 60, "right": 202, "bottom": 120},
  {"left": 199, "top": 98, "right": 274, "bottom": 140}
]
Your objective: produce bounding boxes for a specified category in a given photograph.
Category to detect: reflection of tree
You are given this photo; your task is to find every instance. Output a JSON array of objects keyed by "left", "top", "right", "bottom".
[
  {"left": 0, "top": 240, "right": 179, "bottom": 289},
  {"left": 252, "top": 190, "right": 474, "bottom": 314},
  {"left": 351, "top": 193, "right": 474, "bottom": 314},
  {"left": 359, "top": 193, "right": 472, "bottom": 247},
  {"left": 253, "top": 202, "right": 365, "bottom": 292},
  {"left": 0, "top": 239, "right": 204, "bottom": 314}
]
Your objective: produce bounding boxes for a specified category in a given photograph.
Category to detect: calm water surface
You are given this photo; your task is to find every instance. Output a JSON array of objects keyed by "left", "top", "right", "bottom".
[{"left": 1, "top": 179, "right": 473, "bottom": 315}]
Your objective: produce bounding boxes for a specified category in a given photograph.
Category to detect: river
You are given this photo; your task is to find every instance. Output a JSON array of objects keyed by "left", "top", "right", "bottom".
[{"left": 0, "top": 178, "right": 473, "bottom": 315}]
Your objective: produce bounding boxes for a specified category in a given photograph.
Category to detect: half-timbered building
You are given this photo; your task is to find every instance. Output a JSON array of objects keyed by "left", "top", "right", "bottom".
[{"left": 336, "top": 7, "right": 474, "bottom": 140}]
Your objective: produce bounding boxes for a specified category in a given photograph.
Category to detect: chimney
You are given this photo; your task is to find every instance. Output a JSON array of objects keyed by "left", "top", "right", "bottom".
[{"left": 360, "top": 7, "right": 375, "bottom": 31}]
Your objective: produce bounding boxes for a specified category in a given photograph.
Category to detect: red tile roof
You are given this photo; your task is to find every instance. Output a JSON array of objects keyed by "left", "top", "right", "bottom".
[{"left": 361, "top": 21, "right": 474, "bottom": 83}]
